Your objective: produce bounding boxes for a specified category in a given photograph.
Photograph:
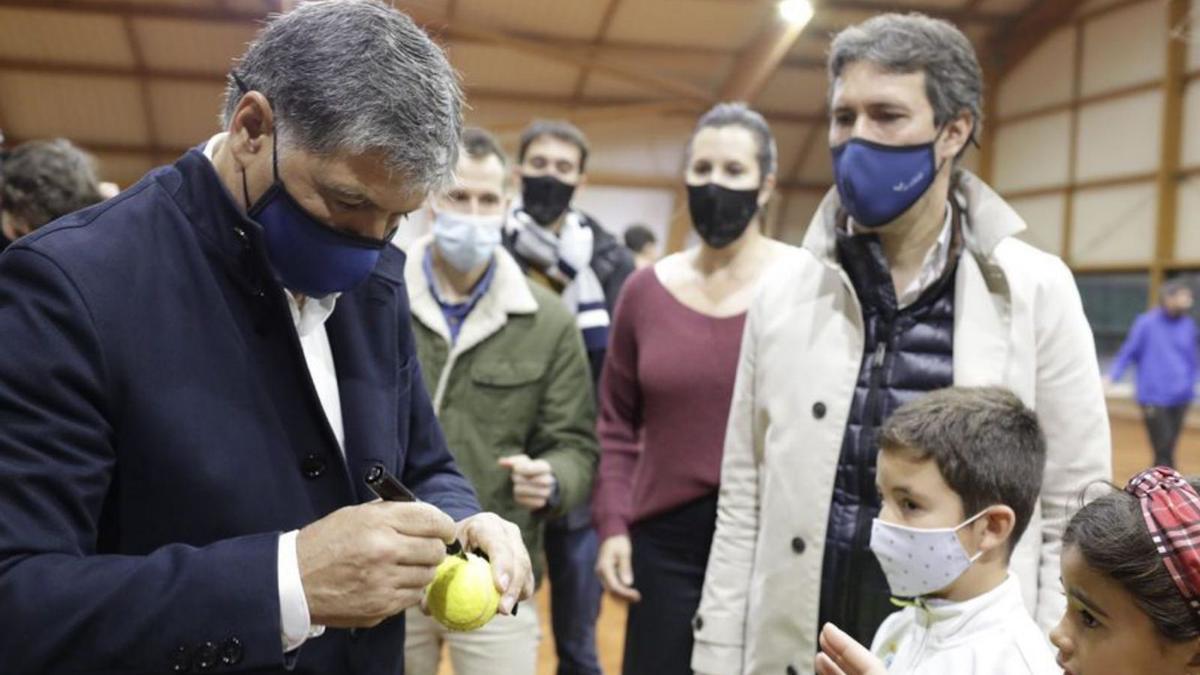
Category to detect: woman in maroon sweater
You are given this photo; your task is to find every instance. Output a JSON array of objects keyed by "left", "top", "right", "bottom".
[{"left": 592, "top": 102, "right": 793, "bottom": 674}]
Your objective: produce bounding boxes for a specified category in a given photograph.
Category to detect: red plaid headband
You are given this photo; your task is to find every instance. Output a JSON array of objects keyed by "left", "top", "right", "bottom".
[{"left": 1126, "top": 466, "right": 1200, "bottom": 619}]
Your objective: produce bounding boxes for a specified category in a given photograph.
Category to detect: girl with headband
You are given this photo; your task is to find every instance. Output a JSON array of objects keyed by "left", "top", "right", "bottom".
[{"left": 1052, "top": 466, "right": 1200, "bottom": 675}]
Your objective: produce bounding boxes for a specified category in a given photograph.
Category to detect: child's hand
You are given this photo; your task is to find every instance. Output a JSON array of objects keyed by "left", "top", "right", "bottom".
[{"left": 815, "top": 622, "right": 887, "bottom": 675}]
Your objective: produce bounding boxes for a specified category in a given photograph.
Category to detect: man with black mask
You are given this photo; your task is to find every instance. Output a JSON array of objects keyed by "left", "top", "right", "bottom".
[
  {"left": 504, "top": 119, "right": 633, "bottom": 675},
  {"left": 506, "top": 119, "right": 634, "bottom": 382}
]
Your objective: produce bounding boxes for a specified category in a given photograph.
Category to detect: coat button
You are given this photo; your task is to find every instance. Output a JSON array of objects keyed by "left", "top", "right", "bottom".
[
  {"left": 301, "top": 454, "right": 327, "bottom": 479},
  {"left": 791, "top": 536, "right": 806, "bottom": 554},
  {"left": 812, "top": 402, "right": 827, "bottom": 419},
  {"left": 692, "top": 614, "right": 704, "bottom": 631},
  {"left": 219, "top": 637, "right": 244, "bottom": 666},
  {"left": 787, "top": 666, "right": 798, "bottom": 675},
  {"left": 194, "top": 641, "right": 218, "bottom": 670},
  {"left": 365, "top": 464, "right": 385, "bottom": 485},
  {"left": 169, "top": 645, "right": 191, "bottom": 673}
]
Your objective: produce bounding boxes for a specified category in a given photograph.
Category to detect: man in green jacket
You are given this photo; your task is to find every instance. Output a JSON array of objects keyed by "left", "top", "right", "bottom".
[{"left": 403, "top": 127, "right": 599, "bottom": 675}]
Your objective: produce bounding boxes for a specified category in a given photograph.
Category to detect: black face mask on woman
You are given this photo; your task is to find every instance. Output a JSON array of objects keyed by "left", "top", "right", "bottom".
[{"left": 686, "top": 182, "right": 760, "bottom": 249}]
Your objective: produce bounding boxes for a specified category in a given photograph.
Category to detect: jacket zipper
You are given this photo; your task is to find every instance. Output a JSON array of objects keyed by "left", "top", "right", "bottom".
[
  {"left": 842, "top": 328, "right": 891, "bottom": 627},
  {"left": 912, "top": 599, "right": 932, "bottom": 670},
  {"left": 432, "top": 339, "right": 460, "bottom": 414}
]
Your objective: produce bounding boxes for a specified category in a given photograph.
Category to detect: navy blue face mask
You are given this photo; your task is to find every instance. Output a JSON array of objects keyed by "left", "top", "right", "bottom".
[
  {"left": 234, "top": 74, "right": 392, "bottom": 297},
  {"left": 831, "top": 130, "right": 946, "bottom": 229}
]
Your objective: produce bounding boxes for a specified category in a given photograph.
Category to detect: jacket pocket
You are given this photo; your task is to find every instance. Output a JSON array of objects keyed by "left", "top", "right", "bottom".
[{"left": 469, "top": 360, "right": 547, "bottom": 429}]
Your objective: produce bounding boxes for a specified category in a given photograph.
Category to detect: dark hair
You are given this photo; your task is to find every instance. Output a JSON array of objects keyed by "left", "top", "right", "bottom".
[
  {"left": 1161, "top": 279, "right": 1193, "bottom": 303},
  {"left": 461, "top": 127, "right": 507, "bottom": 168},
  {"left": 0, "top": 138, "right": 102, "bottom": 229},
  {"left": 687, "top": 102, "right": 777, "bottom": 180},
  {"left": 517, "top": 119, "right": 589, "bottom": 173},
  {"left": 624, "top": 225, "right": 656, "bottom": 253},
  {"left": 880, "top": 386, "right": 1046, "bottom": 554},
  {"left": 1065, "top": 478, "right": 1200, "bottom": 642}
]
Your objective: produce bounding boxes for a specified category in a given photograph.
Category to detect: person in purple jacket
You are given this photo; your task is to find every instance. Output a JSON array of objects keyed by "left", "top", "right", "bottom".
[{"left": 1108, "top": 280, "right": 1197, "bottom": 467}]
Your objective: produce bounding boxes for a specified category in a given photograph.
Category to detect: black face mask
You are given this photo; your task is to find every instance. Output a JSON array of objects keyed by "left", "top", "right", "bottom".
[
  {"left": 521, "top": 175, "right": 577, "bottom": 226},
  {"left": 686, "top": 183, "right": 760, "bottom": 249}
]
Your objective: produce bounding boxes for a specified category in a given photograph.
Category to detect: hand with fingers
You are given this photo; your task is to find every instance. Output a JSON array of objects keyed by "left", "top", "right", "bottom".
[
  {"left": 815, "top": 623, "right": 887, "bottom": 675},
  {"left": 595, "top": 534, "right": 641, "bottom": 603},
  {"left": 497, "top": 454, "right": 557, "bottom": 511},
  {"left": 452, "top": 512, "right": 535, "bottom": 617},
  {"left": 296, "top": 501, "right": 457, "bottom": 628}
]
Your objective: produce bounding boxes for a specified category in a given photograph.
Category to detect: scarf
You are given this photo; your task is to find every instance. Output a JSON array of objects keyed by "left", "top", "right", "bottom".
[{"left": 508, "top": 208, "right": 609, "bottom": 352}]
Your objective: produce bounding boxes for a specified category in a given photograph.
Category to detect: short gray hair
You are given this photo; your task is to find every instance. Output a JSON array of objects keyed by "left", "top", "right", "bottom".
[
  {"left": 221, "top": 0, "right": 463, "bottom": 193},
  {"left": 828, "top": 13, "right": 983, "bottom": 144},
  {"left": 687, "top": 102, "right": 777, "bottom": 180}
]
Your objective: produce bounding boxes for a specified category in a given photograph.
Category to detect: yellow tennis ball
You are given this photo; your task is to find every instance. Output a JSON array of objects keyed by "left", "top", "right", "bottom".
[{"left": 425, "top": 552, "right": 500, "bottom": 631}]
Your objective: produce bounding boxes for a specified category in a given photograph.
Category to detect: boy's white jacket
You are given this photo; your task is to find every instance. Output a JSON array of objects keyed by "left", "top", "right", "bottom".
[
  {"left": 691, "top": 172, "right": 1111, "bottom": 675},
  {"left": 870, "top": 574, "right": 1060, "bottom": 675}
]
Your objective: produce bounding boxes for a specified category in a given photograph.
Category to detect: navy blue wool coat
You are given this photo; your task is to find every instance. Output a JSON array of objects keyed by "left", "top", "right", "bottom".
[{"left": 0, "top": 148, "right": 480, "bottom": 674}]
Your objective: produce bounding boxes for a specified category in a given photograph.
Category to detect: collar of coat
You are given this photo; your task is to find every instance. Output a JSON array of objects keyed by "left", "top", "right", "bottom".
[
  {"left": 404, "top": 234, "right": 539, "bottom": 354},
  {"left": 803, "top": 170, "right": 1026, "bottom": 265}
]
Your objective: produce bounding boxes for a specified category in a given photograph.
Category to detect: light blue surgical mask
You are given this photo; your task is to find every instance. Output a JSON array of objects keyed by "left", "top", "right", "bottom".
[{"left": 432, "top": 209, "right": 502, "bottom": 273}]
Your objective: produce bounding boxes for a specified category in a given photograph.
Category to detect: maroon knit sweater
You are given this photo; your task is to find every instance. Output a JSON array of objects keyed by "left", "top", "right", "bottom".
[{"left": 592, "top": 267, "right": 746, "bottom": 540}]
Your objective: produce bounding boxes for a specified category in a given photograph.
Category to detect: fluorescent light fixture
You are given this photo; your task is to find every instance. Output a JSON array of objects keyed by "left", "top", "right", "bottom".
[{"left": 778, "top": 0, "right": 814, "bottom": 26}]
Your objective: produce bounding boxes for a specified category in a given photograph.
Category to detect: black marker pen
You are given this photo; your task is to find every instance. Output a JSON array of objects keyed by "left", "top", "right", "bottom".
[
  {"left": 362, "top": 464, "right": 518, "bottom": 616},
  {"left": 364, "top": 464, "right": 464, "bottom": 556}
]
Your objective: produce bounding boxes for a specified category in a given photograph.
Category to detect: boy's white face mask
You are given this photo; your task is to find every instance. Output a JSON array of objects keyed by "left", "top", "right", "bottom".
[{"left": 869, "top": 510, "right": 987, "bottom": 598}]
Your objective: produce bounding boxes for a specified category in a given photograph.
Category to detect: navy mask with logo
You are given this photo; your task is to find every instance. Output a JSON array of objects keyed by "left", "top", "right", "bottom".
[
  {"left": 831, "top": 130, "right": 946, "bottom": 229},
  {"left": 234, "top": 73, "right": 392, "bottom": 297}
]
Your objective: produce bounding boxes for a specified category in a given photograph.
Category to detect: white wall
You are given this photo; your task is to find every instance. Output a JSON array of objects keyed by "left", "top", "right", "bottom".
[
  {"left": 986, "top": 0, "right": 1177, "bottom": 263},
  {"left": 1071, "top": 183, "right": 1158, "bottom": 265},
  {"left": 992, "top": 113, "right": 1072, "bottom": 193},
  {"left": 572, "top": 185, "right": 675, "bottom": 245}
]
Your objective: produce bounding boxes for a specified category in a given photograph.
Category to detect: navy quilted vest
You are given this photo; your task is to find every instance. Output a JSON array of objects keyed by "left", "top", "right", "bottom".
[{"left": 816, "top": 212, "right": 961, "bottom": 645}]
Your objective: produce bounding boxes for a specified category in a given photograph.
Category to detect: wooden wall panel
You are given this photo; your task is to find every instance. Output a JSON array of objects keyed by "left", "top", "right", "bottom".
[
  {"left": 1176, "top": 176, "right": 1200, "bottom": 259},
  {"left": 1070, "top": 182, "right": 1158, "bottom": 265},
  {"left": 1075, "top": 90, "right": 1163, "bottom": 181},
  {"left": 992, "top": 112, "right": 1072, "bottom": 193},
  {"left": 995, "top": 27, "right": 1075, "bottom": 119},
  {"left": 1080, "top": 0, "right": 1166, "bottom": 96},
  {"left": 1009, "top": 193, "right": 1067, "bottom": 255}
]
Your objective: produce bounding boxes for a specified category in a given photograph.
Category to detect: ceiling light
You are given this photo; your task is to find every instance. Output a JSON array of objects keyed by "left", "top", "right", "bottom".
[{"left": 778, "top": 0, "right": 814, "bottom": 26}]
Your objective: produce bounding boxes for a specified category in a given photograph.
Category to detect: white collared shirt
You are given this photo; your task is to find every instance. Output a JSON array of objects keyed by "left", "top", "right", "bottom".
[
  {"left": 202, "top": 134, "right": 340, "bottom": 652},
  {"left": 849, "top": 203, "right": 953, "bottom": 309}
]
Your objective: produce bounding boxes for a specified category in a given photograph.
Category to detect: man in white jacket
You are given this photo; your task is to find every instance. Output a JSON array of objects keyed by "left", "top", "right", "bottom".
[{"left": 691, "top": 13, "right": 1111, "bottom": 675}]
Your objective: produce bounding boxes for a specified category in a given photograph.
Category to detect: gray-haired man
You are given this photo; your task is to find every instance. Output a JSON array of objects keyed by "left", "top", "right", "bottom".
[
  {"left": 0, "top": 2, "right": 532, "bottom": 673},
  {"left": 693, "top": 13, "right": 1110, "bottom": 674}
]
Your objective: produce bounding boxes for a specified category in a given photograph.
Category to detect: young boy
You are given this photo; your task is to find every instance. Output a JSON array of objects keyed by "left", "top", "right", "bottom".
[{"left": 816, "top": 387, "right": 1059, "bottom": 675}]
